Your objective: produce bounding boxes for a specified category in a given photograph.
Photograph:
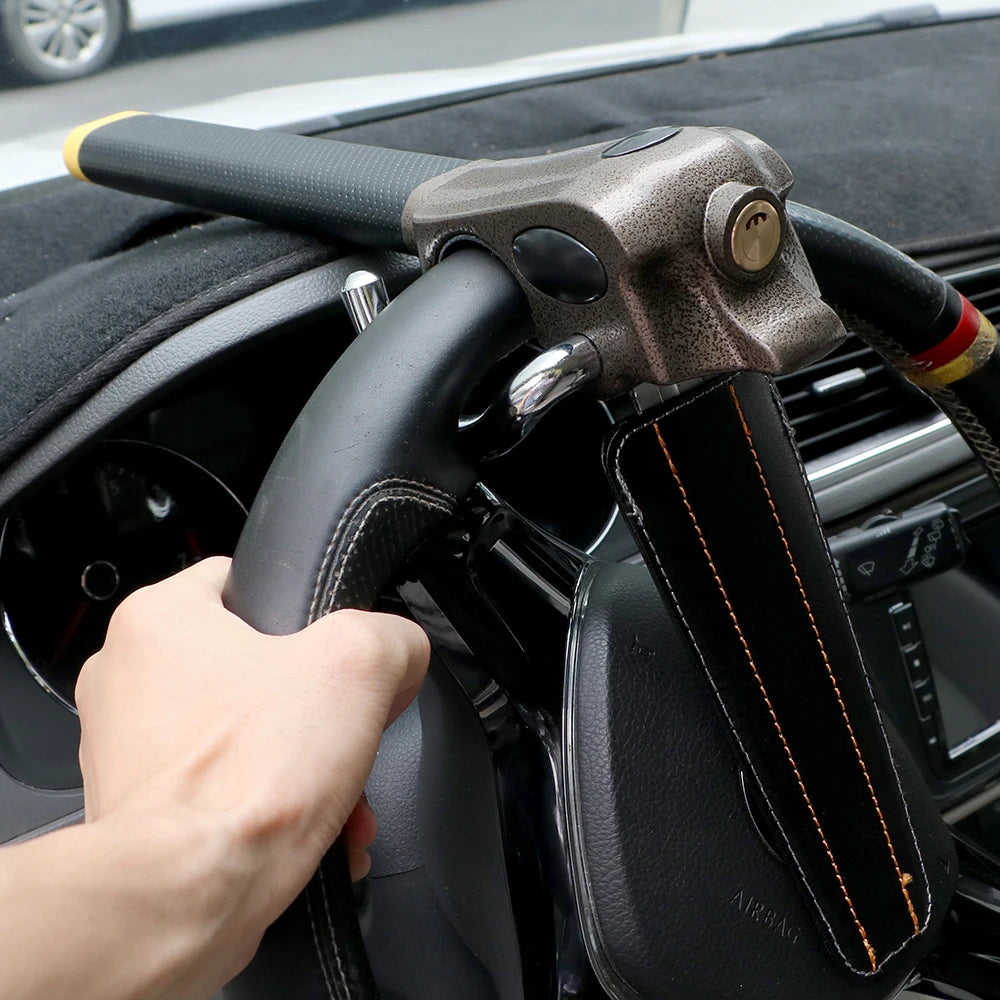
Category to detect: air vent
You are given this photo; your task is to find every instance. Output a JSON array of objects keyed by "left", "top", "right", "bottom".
[
  {"left": 775, "top": 263, "right": 1000, "bottom": 464},
  {"left": 774, "top": 339, "right": 936, "bottom": 463},
  {"left": 956, "top": 264, "right": 1000, "bottom": 328}
]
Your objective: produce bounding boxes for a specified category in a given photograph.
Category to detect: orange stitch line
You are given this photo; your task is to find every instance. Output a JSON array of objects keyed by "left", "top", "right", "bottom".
[
  {"left": 652, "top": 422, "right": 878, "bottom": 972},
  {"left": 727, "top": 383, "right": 922, "bottom": 938}
]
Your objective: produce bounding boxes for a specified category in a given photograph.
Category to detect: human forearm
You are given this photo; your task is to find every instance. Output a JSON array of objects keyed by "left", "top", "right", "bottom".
[{"left": 0, "top": 810, "right": 264, "bottom": 1000}]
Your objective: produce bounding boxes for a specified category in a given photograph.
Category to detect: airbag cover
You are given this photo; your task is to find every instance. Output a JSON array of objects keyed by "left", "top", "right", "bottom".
[{"left": 563, "top": 560, "right": 956, "bottom": 1000}]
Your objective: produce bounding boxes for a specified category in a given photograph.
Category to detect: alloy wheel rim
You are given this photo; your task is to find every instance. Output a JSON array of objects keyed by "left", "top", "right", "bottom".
[{"left": 18, "top": 0, "right": 111, "bottom": 70}]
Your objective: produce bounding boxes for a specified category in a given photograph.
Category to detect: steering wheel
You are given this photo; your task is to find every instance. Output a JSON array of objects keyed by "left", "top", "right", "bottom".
[{"left": 62, "top": 114, "right": 1000, "bottom": 1000}]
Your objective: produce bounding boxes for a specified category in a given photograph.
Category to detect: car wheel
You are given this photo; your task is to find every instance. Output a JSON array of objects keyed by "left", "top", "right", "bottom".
[{"left": 0, "top": 0, "right": 125, "bottom": 84}]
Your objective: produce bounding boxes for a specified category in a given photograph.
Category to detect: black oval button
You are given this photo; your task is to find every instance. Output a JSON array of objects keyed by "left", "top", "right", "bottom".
[
  {"left": 602, "top": 126, "right": 680, "bottom": 158},
  {"left": 511, "top": 228, "right": 607, "bottom": 304}
]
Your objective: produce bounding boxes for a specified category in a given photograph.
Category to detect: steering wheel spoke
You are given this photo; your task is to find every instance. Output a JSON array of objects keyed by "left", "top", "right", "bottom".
[
  {"left": 398, "top": 512, "right": 602, "bottom": 999},
  {"left": 407, "top": 484, "right": 586, "bottom": 710}
]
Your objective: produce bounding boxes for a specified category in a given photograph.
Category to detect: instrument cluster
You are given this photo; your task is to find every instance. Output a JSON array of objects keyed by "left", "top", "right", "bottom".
[{"left": 0, "top": 441, "right": 246, "bottom": 711}]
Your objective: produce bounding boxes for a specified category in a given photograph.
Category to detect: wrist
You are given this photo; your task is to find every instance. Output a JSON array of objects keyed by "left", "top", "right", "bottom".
[
  {"left": 0, "top": 808, "right": 268, "bottom": 1000},
  {"left": 91, "top": 806, "right": 270, "bottom": 980}
]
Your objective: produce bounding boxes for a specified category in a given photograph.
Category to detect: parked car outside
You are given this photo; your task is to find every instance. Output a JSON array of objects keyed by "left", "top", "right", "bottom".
[{"left": 0, "top": 0, "right": 357, "bottom": 83}]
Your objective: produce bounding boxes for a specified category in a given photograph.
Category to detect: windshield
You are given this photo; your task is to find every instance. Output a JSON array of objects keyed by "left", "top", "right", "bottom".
[{"left": 1, "top": 0, "right": 996, "bottom": 191}]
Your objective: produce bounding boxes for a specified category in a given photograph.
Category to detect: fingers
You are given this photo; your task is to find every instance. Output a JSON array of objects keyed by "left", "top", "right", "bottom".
[
  {"left": 386, "top": 680, "right": 423, "bottom": 729},
  {"left": 342, "top": 796, "right": 377, "bottom": 849},
  {"left": 108, "top": 558, "right": 232, "bottom": 624},
  {"left": 348, "top": 846, "right": 372, "bottom": 882},
  {"left": 273, "top": 610, "right": 429, "bottom": 844},
  {"left": 342, "top": 610, "right": 430, "bottom": 696},
  {"left": 343, "top": 797, "right": 377, "bottom": 882},
  {"left": 139, "top": 563, "right": 432, "bottom": 706},
  {"left": 347, "top": 847, "right": 372, "bottom": 882}
]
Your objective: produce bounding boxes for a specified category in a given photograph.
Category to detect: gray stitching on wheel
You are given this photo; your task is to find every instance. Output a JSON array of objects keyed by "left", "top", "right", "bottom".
[
  {"left": 309, "top": 477, "right": 452, "bottom": 620},
  {"left": 322, "top": 489, "right": 453, "bottom": 613},
  {"left": 305, "top": 884, "right": 337, "bottom": 1000},
  {"left": 318, "top": 861, "right": 352, "bottom": 1000},
  {"left": 308, "top": 477, "right": 453, "bottom": 621},
  {"left": 309, "top": 480, "right": 388, "bottom": 622}
]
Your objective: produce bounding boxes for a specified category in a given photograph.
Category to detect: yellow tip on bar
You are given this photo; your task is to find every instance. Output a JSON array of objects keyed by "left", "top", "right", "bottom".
[
  {"left": 63, "top": 111, "right": 149, "bottom": 181},
  {"left": 908, "top": 310, "right": 999, "bottom": 390}
]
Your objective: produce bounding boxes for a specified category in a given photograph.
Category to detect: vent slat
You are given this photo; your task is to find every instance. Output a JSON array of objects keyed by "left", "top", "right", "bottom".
[
  {"left": 780, "top": 344, "right": 936, "bottom": 460},
  {"left": 796, "top": 406, "right": 916, "bottom": 454},
  {"left": 774, "top": 263, "right": 1000, "bottom": 463},
  {"left": 773, "top": 344, "right": 873, "bottom": 384},
  {"left": 789, "top": 386, "right": 896, "bottom": 429}
]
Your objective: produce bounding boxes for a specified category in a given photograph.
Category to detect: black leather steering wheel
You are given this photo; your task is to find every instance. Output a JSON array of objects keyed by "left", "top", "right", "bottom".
[{"left": 221, "top": 250, "right": 528, "bottom": 998}]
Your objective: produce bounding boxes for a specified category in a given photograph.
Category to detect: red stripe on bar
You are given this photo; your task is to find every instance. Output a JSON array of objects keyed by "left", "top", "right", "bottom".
[{"left": 910, "top": 296, "right": 981, "bottom": 371}]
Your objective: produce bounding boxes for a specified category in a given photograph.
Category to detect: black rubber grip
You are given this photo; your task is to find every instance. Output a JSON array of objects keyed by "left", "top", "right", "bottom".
[
  {"left": 64, "top": 117, "right": 974, "bottom": 370},
  {"left": 787, "top": 202, "right": 960, "bottom": 356},
  {"left": 70, "top": 114, "right": 466, "bottom": 250}
]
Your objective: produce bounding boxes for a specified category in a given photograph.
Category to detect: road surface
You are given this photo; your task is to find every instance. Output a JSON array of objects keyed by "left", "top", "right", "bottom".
[{"left": 3, "top": 0, "right": 686, "bottom": 143}]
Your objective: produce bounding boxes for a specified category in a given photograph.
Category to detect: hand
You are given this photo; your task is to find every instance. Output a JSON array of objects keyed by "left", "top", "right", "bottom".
[{"left": 69, "top": 556, "right": 428, "bottom": 997}]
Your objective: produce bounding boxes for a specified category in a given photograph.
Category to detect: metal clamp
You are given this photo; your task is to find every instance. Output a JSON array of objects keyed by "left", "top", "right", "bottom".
[{"left": 462, "top": 334, "right": 602, "bottom": 457}]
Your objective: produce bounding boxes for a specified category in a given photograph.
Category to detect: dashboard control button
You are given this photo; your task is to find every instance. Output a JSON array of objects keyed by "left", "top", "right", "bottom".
[
  {"left": 601, "top": 126, "right": 680, "bottom": 158},
  {"left": 511, "top": 228, "right": 608, "bottom": 304},
  {"left": 80, "top": 559, "right": 120, "bottom": 602},
  {"left": 901, "top": 641, "right": 931, "bottom": 684},
  {"left": 919, "top": 714, "right": 943, "bottom": 753},
  {"left": 889, "top": 601, "right": 920, "bottom": 644},
  {"left": 912, "top": 680, "right": 939, "bottom": 720},
  {"left": 828, "top": 502, "right": 965, "bottom": 600}
]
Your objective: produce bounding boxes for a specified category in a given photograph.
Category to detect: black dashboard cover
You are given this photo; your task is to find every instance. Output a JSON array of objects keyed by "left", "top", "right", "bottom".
[
  {"left": 332, "top": 17, "right": 1000, "bottom": 255},
  {"left": 570, "top": 372, "right": 956, "bottom": 1000}
]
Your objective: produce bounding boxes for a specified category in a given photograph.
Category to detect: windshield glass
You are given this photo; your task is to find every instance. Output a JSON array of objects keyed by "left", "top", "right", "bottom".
[{"left": 1, "top": 0, "right": 995, "bottom": 191}]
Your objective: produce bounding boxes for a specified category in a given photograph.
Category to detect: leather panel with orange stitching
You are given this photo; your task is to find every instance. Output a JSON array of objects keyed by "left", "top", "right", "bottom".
[{"left": 604, "top": 371, "right": 956, "bottom": 983}]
